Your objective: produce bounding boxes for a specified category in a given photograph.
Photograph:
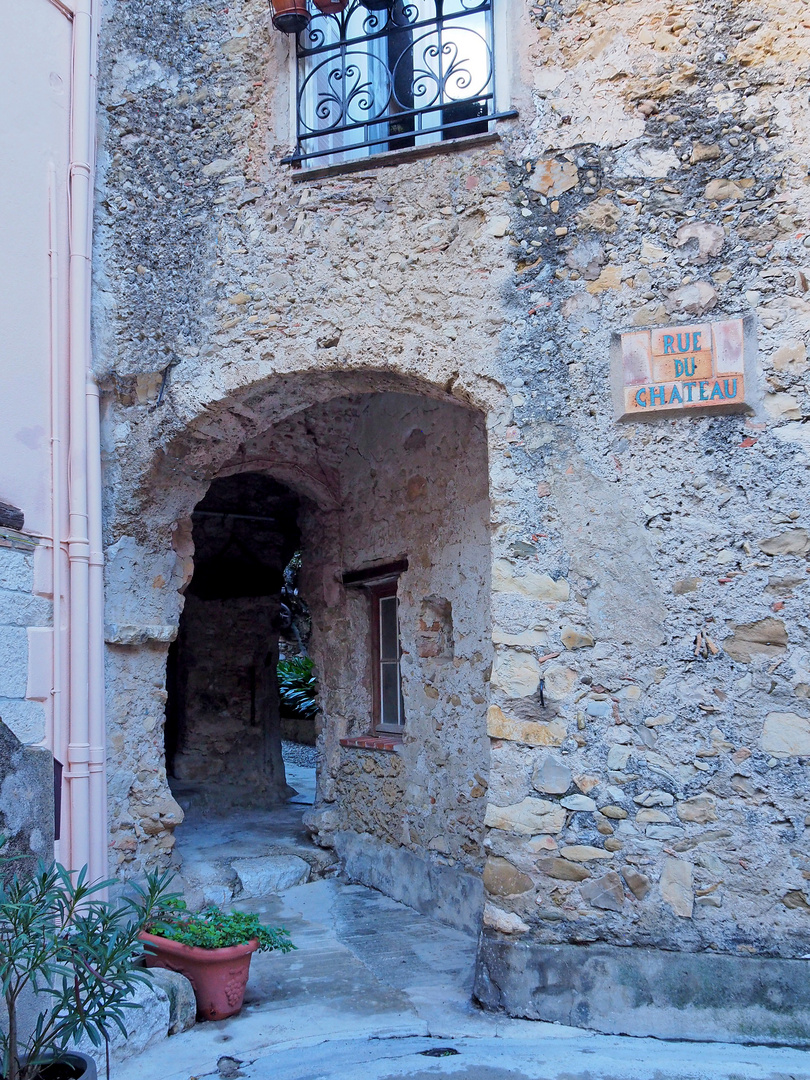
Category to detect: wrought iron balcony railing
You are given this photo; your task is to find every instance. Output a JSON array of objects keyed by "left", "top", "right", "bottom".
[{"left": 282, "top": 0, "right": 515, "bottom": 168}]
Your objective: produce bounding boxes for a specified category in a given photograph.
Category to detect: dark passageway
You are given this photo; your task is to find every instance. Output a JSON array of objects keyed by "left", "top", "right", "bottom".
[{"left": 164, "top": 472, "right": 301, "bottom": 807}]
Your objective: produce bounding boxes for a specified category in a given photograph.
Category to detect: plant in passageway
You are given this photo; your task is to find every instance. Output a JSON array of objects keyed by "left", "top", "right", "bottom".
[
  {"left": 277, "top": 656, "right": 319, "bottom": 719},
  {"left": 140, "top": 900, "right": 294, "bottom": 1022},
  {"left": 0, "top": 861, "right": 173, "bottom": 1080},
  {"left": 143, "top": 899, "right": 294, "bottom": 954}
]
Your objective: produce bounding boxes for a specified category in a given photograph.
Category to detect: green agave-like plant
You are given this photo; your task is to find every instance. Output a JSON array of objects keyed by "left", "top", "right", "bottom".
[
  {"left": 0, "top": 862, "right": 173, "bottom": 1080},
  {"left": 277, "top": 656, "right": 319, "bottom": 719}
]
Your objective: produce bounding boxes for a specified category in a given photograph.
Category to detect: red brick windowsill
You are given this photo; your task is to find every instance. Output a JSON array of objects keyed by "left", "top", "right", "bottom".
[{"left": 340, "top": 735, "right": 402, "bottom": 752}]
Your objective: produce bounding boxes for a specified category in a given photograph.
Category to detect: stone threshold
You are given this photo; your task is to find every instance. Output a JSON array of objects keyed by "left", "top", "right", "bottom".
[{"left": 340, "top": 735, "right": 402, "bottom": 752}]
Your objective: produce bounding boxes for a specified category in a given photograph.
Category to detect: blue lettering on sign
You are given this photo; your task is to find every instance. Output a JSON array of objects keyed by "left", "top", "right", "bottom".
[
  {"left": 663, "top": 335, "right": 675, "bottom": 354},
  {"left": 693, "top": 331, "right": 702, "bottom": 350},
  {"left": 633, "top": 377, "right": 742, "bottom": 410},
  {"left": 674, "top": 356, "right": 697, "bottom": 377},
  {"left": 677, "top": 333, "right": 692, "bottom": 353}
]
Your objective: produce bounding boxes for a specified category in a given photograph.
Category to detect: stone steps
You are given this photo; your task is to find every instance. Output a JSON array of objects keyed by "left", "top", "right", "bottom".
[{"left": 175, "top": 846, "right": 339, "bottom": 909}]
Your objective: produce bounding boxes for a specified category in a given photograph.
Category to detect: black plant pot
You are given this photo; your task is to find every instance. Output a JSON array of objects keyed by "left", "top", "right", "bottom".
[
  {"left": 270, "top": 0, "right": 311, "bottom": 33},
  {"left": 359, "top": 0, "right": 391, "bottom": 10},
  {"left": 9, "top": 1052, "right": 97, "bottom": 1080}
]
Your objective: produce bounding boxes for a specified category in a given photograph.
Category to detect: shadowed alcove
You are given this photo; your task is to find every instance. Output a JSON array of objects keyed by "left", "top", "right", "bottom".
[{"left": 164, "top": 472, "right": 301, "bottom": 807}]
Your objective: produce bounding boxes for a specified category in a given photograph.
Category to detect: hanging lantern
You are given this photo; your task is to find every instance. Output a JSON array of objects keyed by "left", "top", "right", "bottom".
[{"left": 270, "top": 0, "right": 311, "bottom": 33}]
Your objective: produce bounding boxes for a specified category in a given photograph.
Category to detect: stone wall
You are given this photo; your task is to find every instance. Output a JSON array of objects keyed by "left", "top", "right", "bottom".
[
  {"left": 0, "top": 536, "right": 50, "bottom": 748},
  {"left": 0, "top": 720, "right": 54, "bottom": 879},
  {"left": 94, "top": 0, "right": 810, "bottom": 1023},
  {"left": 298, "top": 393, "right": 493, "bottom": 888},
  {"left": 471, "top": 0, "right": 810, "bottom": 967},
  {"left": 169, "top": 593, "right": 286, "bottom": 795}
]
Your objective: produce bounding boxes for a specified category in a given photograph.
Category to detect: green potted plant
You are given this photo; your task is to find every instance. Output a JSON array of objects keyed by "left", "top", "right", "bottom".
[
  {"left": 139, "top": 901, "right": 294, "bottom": 1022},
  {"left": 277, "top": 656, "right": 319, "bottom": 720},
  {"left": 0, "top": 861, "right": 172, "bottom": 1080}
]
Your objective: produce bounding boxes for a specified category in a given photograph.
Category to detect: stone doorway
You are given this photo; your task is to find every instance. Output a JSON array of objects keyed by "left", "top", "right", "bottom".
[{"left": 107, "top": 376, "right": 493, "bottom": 931}]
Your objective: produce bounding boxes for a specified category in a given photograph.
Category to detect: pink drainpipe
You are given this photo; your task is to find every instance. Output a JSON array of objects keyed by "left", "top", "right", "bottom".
[{"left": 50, "top": 0, "right": 108, "bottom": 883}]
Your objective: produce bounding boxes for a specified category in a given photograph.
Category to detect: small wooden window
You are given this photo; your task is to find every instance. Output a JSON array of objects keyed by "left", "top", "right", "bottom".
[{"left": 369, "top": 579, "right": 405, "bottom": 732}]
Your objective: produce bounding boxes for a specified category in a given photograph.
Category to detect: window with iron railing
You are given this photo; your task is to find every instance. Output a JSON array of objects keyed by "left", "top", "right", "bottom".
[{"left": 282, "top": 0, "right": 515, "bottom": 169}]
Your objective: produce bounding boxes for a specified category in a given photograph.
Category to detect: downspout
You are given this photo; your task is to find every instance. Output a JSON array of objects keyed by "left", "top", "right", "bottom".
[
  {"left": 85, "top": 0, "right": 108, "bottom": 887},
  {"left": 47, "top": 166, "right": 63, "bottom": 763},
  {"left": 86, "top": 381, "right": 108, "bottom": 883},
  {"left": 48, "top": 166, "right": 66, "bottom": 863},
  {"left": 67, "top": 0, "right": 105, "bottom": 879}
]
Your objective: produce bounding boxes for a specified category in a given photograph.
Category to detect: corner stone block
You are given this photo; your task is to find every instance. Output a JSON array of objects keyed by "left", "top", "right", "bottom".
[
  {"left": 761, "top": 712, "right": 810, "bottom": 756},
  {"left": 483, "top": 902, "right": 529, "bottom": 935},
  {"left": 484, "top": 797, "right": 566, "bottom": 836},
  {"left": 0, "top": 627, "right": 28, "bottom": 698},
  {"left": 492, "top": 560, "right": 570, "bottom": 602},
  {"left": 659, "top": 858, "right": 693, "bottom": 918},
  {"left": 483, "top": 856, "right": 534, "bottom": 897},
  {"left": 487, "top": 705, "right": 566, "bottom": 747},
  {"left": 490, "top": 651, "right": 541, "bottom": 698}
]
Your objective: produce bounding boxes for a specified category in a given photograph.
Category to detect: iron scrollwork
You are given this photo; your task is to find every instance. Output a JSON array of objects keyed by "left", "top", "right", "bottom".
[{"left": 291, "top": 0, "right": 495, "bottom": 165}]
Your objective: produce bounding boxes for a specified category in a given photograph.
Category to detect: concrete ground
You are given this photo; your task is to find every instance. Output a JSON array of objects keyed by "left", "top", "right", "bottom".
[{"left": 119, "top": 760, "right": 810, "bottom": 1080}]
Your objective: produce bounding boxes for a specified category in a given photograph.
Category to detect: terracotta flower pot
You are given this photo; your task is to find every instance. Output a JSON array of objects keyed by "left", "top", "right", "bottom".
[
  {"left": 140, "top": 931, "right": 259, "bottom": 1022},
  {"left": 270, "top": 0, "right": 311, "bottom": 34},
  {"left": 312, "top": 0, "right": 348, "bottom": 13}
]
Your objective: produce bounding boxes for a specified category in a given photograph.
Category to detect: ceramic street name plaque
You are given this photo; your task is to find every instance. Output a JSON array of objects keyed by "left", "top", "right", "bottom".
[{"left": 611, "top": 317, "right": 753, "bottom": 421}]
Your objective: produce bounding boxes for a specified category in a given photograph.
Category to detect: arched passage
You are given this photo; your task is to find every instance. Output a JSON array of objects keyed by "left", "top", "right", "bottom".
[{"left": 105, "top": 370, "right": 496, "bottom": 928}]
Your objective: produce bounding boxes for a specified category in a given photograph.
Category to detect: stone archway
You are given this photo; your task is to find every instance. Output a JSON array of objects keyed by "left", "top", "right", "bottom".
[{"left": 103, "top": 369, "right": 497, "bottom": 929}]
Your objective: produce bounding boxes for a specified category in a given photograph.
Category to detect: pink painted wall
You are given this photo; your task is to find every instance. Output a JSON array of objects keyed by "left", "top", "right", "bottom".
[{"left": 0, "top": 0, "right": 72, "bottom": 539}]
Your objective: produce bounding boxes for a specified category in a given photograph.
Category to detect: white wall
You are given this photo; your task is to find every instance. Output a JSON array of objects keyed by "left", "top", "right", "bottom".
[
  {"left": 0, "top": 0, "right": 71, "bottom": 537},
  {"left": 0, "top": 1, "right": 73, "bottom": 749}
]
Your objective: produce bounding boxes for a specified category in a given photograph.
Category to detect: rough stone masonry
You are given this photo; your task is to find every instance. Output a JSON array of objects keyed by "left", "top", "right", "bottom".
[{"left": 91, "top": 0, "right": 810, "bottom": 1040}]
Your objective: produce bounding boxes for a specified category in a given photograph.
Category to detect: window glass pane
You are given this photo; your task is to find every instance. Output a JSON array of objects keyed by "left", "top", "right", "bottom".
[
  {"left": 379, "top": 595, "right": 399, "bottom": 660},
  {"left": 381, "top": 661, "right": 401, "bottom": 727}
]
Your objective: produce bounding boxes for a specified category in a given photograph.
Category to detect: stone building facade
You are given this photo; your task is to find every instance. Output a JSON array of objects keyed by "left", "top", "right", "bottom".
[{"left": 6, "top": 0, "right": 810, "bottom": 1045}]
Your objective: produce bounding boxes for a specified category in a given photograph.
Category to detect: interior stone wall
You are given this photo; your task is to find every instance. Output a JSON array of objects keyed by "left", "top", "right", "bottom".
[
  {"left": 94, "top": 0, "right": 810, "bottom": 990},
  {"left": 292, "top": 393, "right": 494, "bottom": 883},
  {"left": 168, "top": 593, "right": 286, "bottom": 796}
]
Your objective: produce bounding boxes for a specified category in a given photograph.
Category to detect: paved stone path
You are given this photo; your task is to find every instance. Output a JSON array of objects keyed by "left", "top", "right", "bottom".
[
  {"left": 119, "top": 874, "right": 810, "bottom": 1080},
  {"left": 117, "top": 765, "right": 810, "bottom": 1080}
]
